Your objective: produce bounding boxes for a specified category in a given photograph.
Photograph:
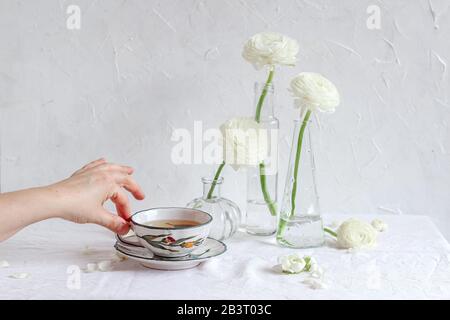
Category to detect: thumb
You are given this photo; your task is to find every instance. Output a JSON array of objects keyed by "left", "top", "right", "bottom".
[{"left": 94, "top": 208, "right": 130, "bottom": 235}]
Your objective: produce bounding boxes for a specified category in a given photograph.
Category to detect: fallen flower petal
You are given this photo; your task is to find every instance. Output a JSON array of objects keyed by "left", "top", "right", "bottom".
[
  {"left": 371, "top": 219, "right": 388, "bottom": 232},
  {"left": 303, "top": 277, "right": 328, "bottom": 290},
  {"left": 97, "top": 260, "right": 113, "bottom": 272},
  {"left": 111, "top": 253, "right": 127, "bottom": 262},
  {"left": 9, "top": 273, "right": 30, "bottom": 279},
  {"left": 0, "top": 260, "right": 10, "bottom": 268},
  {"left": 85, "top": 263, "right": 98, "bottom": 273}
]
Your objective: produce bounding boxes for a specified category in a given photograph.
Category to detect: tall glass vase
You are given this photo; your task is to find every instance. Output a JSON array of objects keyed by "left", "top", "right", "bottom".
[
  {"left": 276, "top": 115, "right": 324, "bottom": 248},
  {"left": 245, "top": 82, "right": 279, "bottom": 236}
]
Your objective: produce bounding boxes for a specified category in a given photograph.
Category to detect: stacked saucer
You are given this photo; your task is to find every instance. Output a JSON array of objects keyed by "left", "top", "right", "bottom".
[{"left": 115, "top": 231, "right": 227, "bottom": 271}]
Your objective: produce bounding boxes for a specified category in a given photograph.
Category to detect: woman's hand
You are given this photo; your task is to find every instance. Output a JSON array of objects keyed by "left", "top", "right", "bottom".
[
  {"left": 47, "top": 158, "right": 145, "bottom": 235},
  {"left": 0, "top": 158, "right": 145, "bottom": 241}
]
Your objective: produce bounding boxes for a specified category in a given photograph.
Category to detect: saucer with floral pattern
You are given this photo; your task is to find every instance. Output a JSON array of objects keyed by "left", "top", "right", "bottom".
[{"left": 115, "top": 232, "right": 226, "bottom": 271}]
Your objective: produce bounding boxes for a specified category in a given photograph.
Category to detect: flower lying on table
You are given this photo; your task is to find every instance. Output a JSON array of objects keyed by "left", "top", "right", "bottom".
[
  {"left": 279, "top": 254, "right": 307, "bottom": 274},
  {"left": 324, "top": 218, "right": 387, "bottom": 250},
  {"left": 277, "top": 254, "right": 328, "bottom": 289},
  {"left": 279, "top": 254, "right": 322, "bottom": 275}
]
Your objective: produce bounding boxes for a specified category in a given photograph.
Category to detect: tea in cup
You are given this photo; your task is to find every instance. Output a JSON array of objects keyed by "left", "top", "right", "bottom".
[{"left": 130, "top": 207, "right": 212, "bottom": 257}]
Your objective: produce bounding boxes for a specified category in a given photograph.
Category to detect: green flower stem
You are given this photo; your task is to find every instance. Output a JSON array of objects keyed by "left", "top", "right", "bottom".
[
  {"left": 277, "top": 110, "right": 312, "bottom": 238},
  {"left": 206, "top": 161, "right": 225, "bottom": 200},
  {"left": 289, "top": 110, "right": 312, "bottom": 216},
  {"left": 255, "top": 67, "right": 277, "bottom": 217},
  {"left": 259, "top": 163, "right": 277, "bottom": 216},
  {"left": 255, "top": 68, "right": 275, "bottom": 122},
  {"left": 324, "top": 227, "right": 337, "bottom": 238}
]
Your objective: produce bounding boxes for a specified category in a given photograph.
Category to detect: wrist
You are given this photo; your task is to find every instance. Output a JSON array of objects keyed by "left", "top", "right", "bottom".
[{"left": 37, "top": 184, "right": 70, "bottom": 220}]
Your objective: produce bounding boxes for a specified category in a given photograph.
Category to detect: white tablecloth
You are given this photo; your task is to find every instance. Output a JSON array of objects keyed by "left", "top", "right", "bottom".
[{"left": 1, "top": 214, "right": 450, "bottom": 299}]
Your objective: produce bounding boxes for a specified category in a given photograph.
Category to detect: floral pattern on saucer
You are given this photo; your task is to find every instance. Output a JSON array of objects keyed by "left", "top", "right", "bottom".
[{"left": 139, "top": 234, "right": 205, "bottom": 253}]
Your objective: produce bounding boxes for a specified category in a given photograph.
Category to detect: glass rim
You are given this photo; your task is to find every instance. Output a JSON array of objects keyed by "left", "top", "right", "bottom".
[
  {"left": 293, "top": 118, "right": 313, "bottom": 123},
  {"left": 202, "top": 176, "right": 224, "bottom": 184},
  {"left": 254, "top": 81, "right": 274, "bottom": 92}
]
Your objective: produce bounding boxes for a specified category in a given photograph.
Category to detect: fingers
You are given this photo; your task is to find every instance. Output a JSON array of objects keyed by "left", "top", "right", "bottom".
[
  {"left": 71, "top": 158, "right": 107, "bottom": 176},
  {"left": 94, "top": 208, "right": 130, "bottom": 235},
  {"left": 94, "top": 163, "right": 143, "bottom": 199},
  {"left": 72, "top": 159, "right": 134, "bottom": 178},
  {"left": 97, "top": 163, "right": 134, "bottom": 175},
  {"left": 110, "top": 190, "right": 132, "bottom": 220},
  {"left": 116, "top": 175, "right": 145, "bottom": 200},
  {"left": 83, "top": 158, "right": 107, "bottom": 170}
]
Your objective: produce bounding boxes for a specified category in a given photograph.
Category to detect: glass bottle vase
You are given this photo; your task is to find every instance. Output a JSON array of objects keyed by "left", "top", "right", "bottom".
[
  {"left": 186, "top": 177, "right": 241, "bottom": 241},
  {"left": 245, "top": 82, "right": 279, "bottom": 236},
  {"left": 276, "top": 116, "right": 324, "bottom": 248}
]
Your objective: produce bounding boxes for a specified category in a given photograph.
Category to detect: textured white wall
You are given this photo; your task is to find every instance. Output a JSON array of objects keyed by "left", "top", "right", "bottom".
[{"left": 0, "top": 0, "right": 449, "bottom": 237}]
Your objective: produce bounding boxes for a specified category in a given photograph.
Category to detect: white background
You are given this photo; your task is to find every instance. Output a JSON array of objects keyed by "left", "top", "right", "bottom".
[{"left": 0, "top": 0, "right": 449, "bottom": 238}]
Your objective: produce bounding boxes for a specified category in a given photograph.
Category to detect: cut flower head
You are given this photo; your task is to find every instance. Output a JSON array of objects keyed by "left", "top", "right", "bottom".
[
  {"left": 242, "top": 32, "right": 299, "bottom": 70},
  {"left": 336, "top": 218, "right": 378, "bottom": 249},
  {"left": 279, "top": 254, "right": 306, "bottom": 274},
  {"left": 220, "top": 117, "right": 268, "bottom": 171},
  {"left": 290, "top": 72, "right": 340, "bottom": 113},
  {"left": 278, "top": 254, "right": 320, "bottom": 275}
]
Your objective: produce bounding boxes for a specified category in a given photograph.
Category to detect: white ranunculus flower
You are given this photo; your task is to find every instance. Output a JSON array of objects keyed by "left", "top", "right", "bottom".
[
  {"left": 278, "top": 254, "right": 306, "bottom": 274},
  {"left": 290, "top": 72, "right": 340, "bottom": 113},
  {"left": 336, "top": 219, "right": 378, "bottom": 249},
  {"left": 220, "top": 117, "right": 268, "bottom": 171},
  {"left": 371, "top": 219, "right": 388, "bottom": 232},
  {"left": 242, "top": 32, "right": 299, "bottom": 70}
]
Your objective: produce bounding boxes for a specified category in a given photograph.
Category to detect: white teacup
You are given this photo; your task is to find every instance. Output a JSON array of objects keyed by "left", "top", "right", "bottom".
[{"left": 130, "top": 207, "right": 212, "bottom": 258}]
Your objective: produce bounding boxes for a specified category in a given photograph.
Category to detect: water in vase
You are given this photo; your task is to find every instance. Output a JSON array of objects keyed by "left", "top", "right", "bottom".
[
  {"left": 246, "top": 199, "right": 277, "bottom": 235},
  {"left": 277, "top": 214, "right": 324, "bottom": 248}
]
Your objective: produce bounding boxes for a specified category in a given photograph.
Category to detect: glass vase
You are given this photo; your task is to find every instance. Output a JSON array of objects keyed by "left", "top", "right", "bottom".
[
  {"left": 276, "top": 116, "right": 324, "bottom": 248},
  {"left": 186, "top": 177, "right": 241, "bottom": 241},
  {"left": 245, "top": 82, "right": 279, "bottom": 236}
]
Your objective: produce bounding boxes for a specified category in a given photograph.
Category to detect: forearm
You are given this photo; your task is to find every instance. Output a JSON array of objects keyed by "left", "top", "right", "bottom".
[
  {"left": 0, "top": 159, "right": 144, "bottom": 241},
  {"left": 0, "top": 187, "right": 60, "bottom": 242}
]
